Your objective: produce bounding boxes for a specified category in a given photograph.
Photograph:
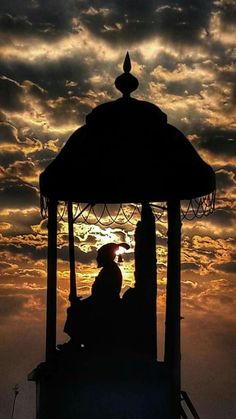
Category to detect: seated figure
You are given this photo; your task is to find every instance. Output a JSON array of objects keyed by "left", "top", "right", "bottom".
[
  {"left": 91, "top": 242, "right": 123, "bottom": 302},
  {"left": 60, "top": 242, "right": 129, "bottom": 356}
]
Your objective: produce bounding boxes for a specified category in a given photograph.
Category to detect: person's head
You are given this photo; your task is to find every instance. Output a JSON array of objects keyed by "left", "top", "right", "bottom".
[{"left": 96, "top": 242, "right": 129, "bottom": 267}]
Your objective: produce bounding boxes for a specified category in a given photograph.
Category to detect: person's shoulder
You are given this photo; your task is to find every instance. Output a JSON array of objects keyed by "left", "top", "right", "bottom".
[
  {"left": 112, "top": 261, "right": 122, "bottom": 270},
  {"left": 113, "top": 262, "right": 122, "bottom": 278}
]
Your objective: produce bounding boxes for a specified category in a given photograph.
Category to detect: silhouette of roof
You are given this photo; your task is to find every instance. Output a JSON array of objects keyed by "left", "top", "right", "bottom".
[{"left": 40, "top": 54, "right": 215, "bottom": 203}]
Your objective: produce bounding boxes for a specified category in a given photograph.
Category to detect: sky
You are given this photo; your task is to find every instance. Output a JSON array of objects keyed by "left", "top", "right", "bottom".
[{"left": 0, "top": 0, "right": 235, "bottom": 418}]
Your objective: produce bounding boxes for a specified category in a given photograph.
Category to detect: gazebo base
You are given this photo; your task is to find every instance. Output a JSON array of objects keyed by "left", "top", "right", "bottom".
[{"left": 29, "top": 357, "right": 173, "bottom": 419}]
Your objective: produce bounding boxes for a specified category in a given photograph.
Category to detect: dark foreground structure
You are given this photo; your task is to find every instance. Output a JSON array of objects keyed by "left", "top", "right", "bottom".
[{"left": 29, "top": 54, "right": 215, "bottom": 418}]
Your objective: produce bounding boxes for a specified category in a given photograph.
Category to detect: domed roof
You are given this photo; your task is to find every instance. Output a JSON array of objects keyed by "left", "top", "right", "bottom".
[{"left": 40, "top": 54, "right": 215, "bottom": 204}]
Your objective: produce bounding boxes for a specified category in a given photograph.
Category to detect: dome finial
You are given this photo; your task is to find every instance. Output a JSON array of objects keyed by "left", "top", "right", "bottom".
[
  {"left": 123, "top": 52, "right": 131, "bottom": 73},
  {"left": 115, "top": 52, "right": 139, "bottom": 98}
]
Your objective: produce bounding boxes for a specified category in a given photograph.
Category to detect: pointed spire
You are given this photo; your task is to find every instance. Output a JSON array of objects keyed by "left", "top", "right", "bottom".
[
  {"left": 115, "top": 52, "right": 139, "bottom": 98},
  {"left": 123, "top": 52, "right": 131, "bottom": 73}
]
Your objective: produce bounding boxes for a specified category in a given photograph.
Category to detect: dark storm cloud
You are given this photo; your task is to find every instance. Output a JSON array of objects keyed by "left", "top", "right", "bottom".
[
  {"left": 216, "top": 168, "right": 236, "bottom": 190},
  {"left": 45, "top": 95, "right": 90, "bottom": 128},
  {"left": 217, "top": 64, "right": 236, "bottom": 86},
  {"left": 0, "top": 121, "right": 18, "bottom": 143},
  {"left": 0, "top": 0, "right": 75, "bottom": 41},
  {"left": 0, "top": 66, "right": 92, "bottom": 131},
  {"left": 156, "top": 236, "right": 167, "bottom": 247},
  {"left": 23, "top": 79, "right": 46, "bottom": 99},
  {"left": 0, "top": 122, "right": 35, "bottom": 158},
  {"left": 0, "top": 14, "right": 33, "bottom": 37},
  {"left": 31, "top": 150, "right": 58, "bottom": 174},
  {"left": 181, "top": 262, "right": 200, "bottom": 271},
  {"left": 213, "top": 261, "right": 236, "bottom": 274},
  {"left": 0, "top": 1, "right": 214, "bottom": 47},
  {"left": 193, "top": 127, "right": 236, "bottom": 157},
  {"left": 0, "top": 243, "right": 46, "bottom": 260},
  {"left": 59, "top": 245, "right": 97, "bottom": 265},
  {"left": 0, "top": 151, "right": 25, "bottom": 168},
  {"left": 165, "top": 80, "right": 202, "bottom": 96},
  {"left": 22, "top": 243, "right": 98, "bottom": 264},
  {"left": 0, "top": 179, "right": 39, "bottom": 209},
  {"left": 0, "top": 73, "right": 47, "bottom": 111},
  {"left": 0, "top": 76, "right": 24, "bottom": 112},
  {"left": 0, "top": 122, "right": 42, "bottom": 168},
  {"left": 22, "top": 144, "right": 59, "bottom": 171},
  {"left": 209, "top": 209, "right": 236, "bottom": 227},
  {"left": 75, "top": 0, "right": 213, "bottom": 45},
  {"left": 0, "top": 209, "right": 41, "bottom": 236},
  {"left": 215, "top": 0, "right": 236, "bottom": 27},
  {"left": 0, "top": 54, "right": 105, "bottom": 101},
  {"left": 5, "top": 161, "right": 37, "bottom": 185},
  {"left": 51, "top": 244, "right": 98, "bottom": 265},
  {"left": 0, "top": 241, "right": 97, "bottom": 266}
]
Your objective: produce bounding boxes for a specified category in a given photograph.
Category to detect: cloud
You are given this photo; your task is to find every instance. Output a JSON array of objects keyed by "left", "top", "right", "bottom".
[
  {"left": 214, "top": 261, "right": 236, "bottom": 274},
  {"left": 0, "top": 0, "right": 75, "bottom": 42},
  {"left": 181, "top": 262, "right": 200, "bottom": 271},
  {"left": 216, "top": 168, "right": 236, "bottom": 190},
  {"left": 209, "top": 209, "right": 236, "bottom": 227},
  {"left": 0, "top": 150, "right": 24, "bottom": 167},
  {"left": 0, "top": 76, "right": 23, "bottom": 112},
  {"left": 74, "top": 0, "right": 213, "bottom": 46},
  {"left": 180, "top": 233, "right": 236, "bottom": 276},
  {"left": 214, "top": 0, "right": 236, "bottom": 24},
  {"left": 0, "top": 69, "right": 91, "bottom": 137},
  {"left": 56, "top": 245, "right": 97, "bottom": 265},
  {"left": 0, "top": 179, "right": 39, "bottom": 209},
  {"left": 0, "top": 121, "right": 18, "bottom": 144},
  {"left": 0, "top": 283, "right": 46, "bottom": 320},
  {"left": 0, "top": 13, "right": 33, "bottom": 37},
  {"left": 6, "top": 160, "right": 39, "bottom": 184},
  {"left": 0, "top": 239, "right": 96, "bottom": 266},
  {"left": 6, "top": 162, "right": 31, "bottom": 181},
  {"left": 0, "top": 208, "right": 41, "bottom": 236},
  {"left": 0, "top": 261, "right": 15, "bottom": 270},
  {"left": 0, "top": 1, "right": 217, "bottom": 56},
  {"left": 151, "top": 62, "right": 215, "bottom": 95},
  {"left": 0, "top": 121, "right": 43, "bottom": 160},
  {"left": 0, "top": 294, "right": 29, "bottom": 317},
  {"left": 209, "top": 2, "right": 236, "bottom": 46},
  {"left": 192, "top": 128, "right": 236, "bottom": 158}
]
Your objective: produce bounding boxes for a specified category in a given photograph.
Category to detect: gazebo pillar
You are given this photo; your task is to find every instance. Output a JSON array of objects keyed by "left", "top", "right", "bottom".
[
  {"left": 46, "top": 198, "right": 58, "bottom": 362},
  {"left": 68, "top": 201, "right": 77, "bottom": 302},
  {"left": 134, "top": 203, "right": 157, "bottom": 360},
  {"left": 165, "top": 199, "right": 181, "bottom": 418}
]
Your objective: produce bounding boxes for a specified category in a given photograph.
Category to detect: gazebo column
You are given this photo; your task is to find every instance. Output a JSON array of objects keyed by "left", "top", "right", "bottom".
[
  {"left": 164, "top": 199, "right": 181, "bottom": 418},
  {"left": 134, "top": 203, "right": 157, "bottom": 360},
  {"left": 68, "top": 201, "right": 77, "bottom": 302},
  {"left": 46, "top": 199, "right": 58, "bottom": 362}
]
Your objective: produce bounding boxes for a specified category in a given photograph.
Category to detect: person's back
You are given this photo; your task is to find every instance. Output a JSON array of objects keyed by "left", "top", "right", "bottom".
[
  {"left": 91, "top": 259, "right": 122, "bottom": 301},
  {"left": 62, "top": 242, "right": 129, "bottom": 356}
]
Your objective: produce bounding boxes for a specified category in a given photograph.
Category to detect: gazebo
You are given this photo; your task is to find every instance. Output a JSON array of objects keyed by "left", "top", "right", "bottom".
[{"left": 29, "top": 53, "right": 215, "bottom": 419}]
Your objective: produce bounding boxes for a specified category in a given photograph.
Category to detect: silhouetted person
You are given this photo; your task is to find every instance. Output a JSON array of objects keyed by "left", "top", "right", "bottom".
[
  {"left": 59, "top": 242, "right": 129, "bottom": 356},
  {"left": 91, "top": 243, "right": 123, "bottom": 301}
]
